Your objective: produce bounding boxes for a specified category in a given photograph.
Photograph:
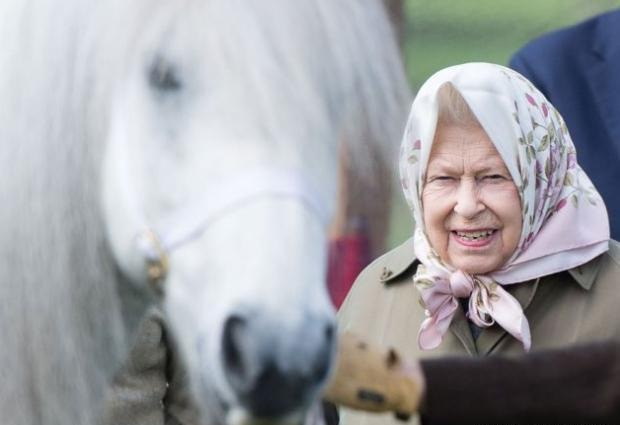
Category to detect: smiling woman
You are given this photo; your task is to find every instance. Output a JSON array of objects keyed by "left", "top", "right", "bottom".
[
  {"left": 423, "top": 83, "right": 522, "bottom": 276},
  {"left": 337, "top": 63, "right": 620, "bottom": 425}
]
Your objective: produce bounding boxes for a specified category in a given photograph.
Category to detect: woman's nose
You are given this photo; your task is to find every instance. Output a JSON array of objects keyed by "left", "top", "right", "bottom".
[{"left": 453, "top": 180, "right": 484, "bottom": 218}]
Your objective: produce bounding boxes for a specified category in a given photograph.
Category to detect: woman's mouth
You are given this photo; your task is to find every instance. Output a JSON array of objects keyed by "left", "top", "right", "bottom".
[{"left": 452, "top": 229, "right": 497, "bottom": 247}]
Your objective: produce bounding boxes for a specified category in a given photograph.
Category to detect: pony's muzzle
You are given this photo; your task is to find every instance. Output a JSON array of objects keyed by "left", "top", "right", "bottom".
[{"left": 221, "top": 310, "right": 335, "bottom": 418}]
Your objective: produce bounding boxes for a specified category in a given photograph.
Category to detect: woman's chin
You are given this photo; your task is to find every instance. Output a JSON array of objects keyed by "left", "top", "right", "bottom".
[{"left": 447, "top": 249, "right": 506, "bottom": 275}]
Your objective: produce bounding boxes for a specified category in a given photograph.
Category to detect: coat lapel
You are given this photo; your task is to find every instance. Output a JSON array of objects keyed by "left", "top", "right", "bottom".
[
  {"left": 449, "top": 304, "right": 477, "bottom": 356},
  {"left": 587, "top": 11, "right": 620, "bottom": 149},
  {"left": 476, "top": 278, "right": 540, "bottom": 355}
]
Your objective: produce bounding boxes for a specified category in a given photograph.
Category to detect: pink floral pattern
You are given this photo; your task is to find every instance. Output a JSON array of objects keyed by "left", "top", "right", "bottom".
[{"left": 506, "top": 71, "right": 602, "bottom": 250}]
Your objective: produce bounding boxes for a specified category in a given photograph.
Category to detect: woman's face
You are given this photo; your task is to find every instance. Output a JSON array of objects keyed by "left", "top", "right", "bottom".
[{"left": 422, "top": 122, "right": 522, "bottom": 274}]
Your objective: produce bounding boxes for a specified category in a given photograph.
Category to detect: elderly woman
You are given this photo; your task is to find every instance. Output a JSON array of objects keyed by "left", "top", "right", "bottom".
[{"left": 337, "top": 63, "right": 619, "bottom": 425}]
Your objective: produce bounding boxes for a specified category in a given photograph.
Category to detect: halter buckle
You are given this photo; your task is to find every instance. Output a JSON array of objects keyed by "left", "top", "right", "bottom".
[{"left": 140, "top": 229, "right": 169, "bottom": 294}]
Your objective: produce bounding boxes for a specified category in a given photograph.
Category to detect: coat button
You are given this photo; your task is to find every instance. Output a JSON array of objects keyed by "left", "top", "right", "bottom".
[{"left": 380, "top": 267, "right": 393, "bottom": 280}]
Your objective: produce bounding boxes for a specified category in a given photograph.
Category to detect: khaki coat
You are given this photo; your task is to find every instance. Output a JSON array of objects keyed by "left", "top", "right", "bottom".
[{"left": 337, "top": 238, "right": 620, "bottom": 425}]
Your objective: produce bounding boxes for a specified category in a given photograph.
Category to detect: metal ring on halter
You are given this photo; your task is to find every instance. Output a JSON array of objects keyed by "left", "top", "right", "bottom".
[{"left": 141, "top": 229, "right": 169, "bottom": 294}]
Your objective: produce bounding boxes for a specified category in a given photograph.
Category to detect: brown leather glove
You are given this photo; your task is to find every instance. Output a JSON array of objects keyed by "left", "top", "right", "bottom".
[{"left": 323, "top": 333, "right": 423, "bottom": 421}]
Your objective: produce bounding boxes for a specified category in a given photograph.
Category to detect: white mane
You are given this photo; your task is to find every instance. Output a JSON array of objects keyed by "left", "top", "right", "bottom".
[{"left": 0, "top": 1, "right": 409, "bottom": 424}]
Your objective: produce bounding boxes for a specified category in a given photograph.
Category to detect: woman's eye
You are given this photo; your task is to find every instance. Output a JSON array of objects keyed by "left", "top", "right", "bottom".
[
  {"left": 429, "top": 176, "right": 455, "bottom": 183},
  {"left": 482, "top": 174, "right": 506, "bottom": 181}
]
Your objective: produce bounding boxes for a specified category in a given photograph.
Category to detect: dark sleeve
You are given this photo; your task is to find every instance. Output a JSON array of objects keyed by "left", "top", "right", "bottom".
[{"left": 420, "top": 341, "right": 620, "bottom": 425}]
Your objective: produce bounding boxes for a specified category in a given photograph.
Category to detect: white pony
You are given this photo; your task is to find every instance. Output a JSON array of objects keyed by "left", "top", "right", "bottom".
[{"left": 0, "top": 1, "right": 409, "bottom": 424}]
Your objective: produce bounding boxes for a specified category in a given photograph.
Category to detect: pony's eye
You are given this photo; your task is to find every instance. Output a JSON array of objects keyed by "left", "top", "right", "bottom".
[{"left": 148, "top": 57, "right": 182, "bottom": 92}]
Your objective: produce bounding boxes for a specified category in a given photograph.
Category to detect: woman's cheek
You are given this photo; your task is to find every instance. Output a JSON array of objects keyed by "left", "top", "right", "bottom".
[{"left": 480, "top": 183, "right": 520, "bottom": 202}]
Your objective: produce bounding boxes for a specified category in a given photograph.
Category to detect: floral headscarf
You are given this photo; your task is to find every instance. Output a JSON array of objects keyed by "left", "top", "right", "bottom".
[{"left": 399, "top": 63, "right": 609, "bottom": 351}]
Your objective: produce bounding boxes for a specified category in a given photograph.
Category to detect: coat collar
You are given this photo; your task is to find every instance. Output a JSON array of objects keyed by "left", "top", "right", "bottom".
[
  {"left": 567, "top": 252, "right": 605, "bottom": 290},
  {"left": 378, "top": 238, "right": 418, "bottom": 284},
  {"left": 588, "top": 10, "right": 620, "bottom": 150},
  {"left": 378, "top": 237, "right": 605, "bottom": 289},
  {"left": 379, "top": 237, "right": 607, "bottom": 355},
  {"left": 457, "top": 255, "right": 605, "bottom": 355}
]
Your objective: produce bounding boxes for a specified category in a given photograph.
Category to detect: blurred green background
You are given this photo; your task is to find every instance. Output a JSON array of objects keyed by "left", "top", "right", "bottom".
[{"left": 386, "top": 0, "right": 620, "bottom": 249}]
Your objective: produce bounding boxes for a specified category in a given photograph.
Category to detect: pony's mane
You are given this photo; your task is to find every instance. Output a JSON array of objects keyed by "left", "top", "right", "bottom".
[
  {"left": 0, "top": 1, "right": 409, "bottom": 424},
  {"left": 0, "top": 2, "right": 131, "bottom": 423},
  {"left": 194, "top": 0, "right": 410, "bottom": 249}
]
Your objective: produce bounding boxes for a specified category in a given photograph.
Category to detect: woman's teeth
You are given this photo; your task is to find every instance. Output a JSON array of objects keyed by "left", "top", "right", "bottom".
[{"left": 455, "top": 230, "right": 495, "bottom": 240}]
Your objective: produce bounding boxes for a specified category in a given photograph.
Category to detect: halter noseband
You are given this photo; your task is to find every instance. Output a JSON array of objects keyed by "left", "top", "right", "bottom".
[{"left": 129, "top": 167, "right": 331, "bottom": 294}]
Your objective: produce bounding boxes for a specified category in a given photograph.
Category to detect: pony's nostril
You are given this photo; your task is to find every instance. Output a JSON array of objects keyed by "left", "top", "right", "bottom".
[
  {"left": 249, "top": 362, "right": 308, "bottom": 417},
  {"left": 221, "top": 313, "right": 336, "bottom": 418},
  {"left": 222, "top": 314, "right": 249, "bottom": 391}
]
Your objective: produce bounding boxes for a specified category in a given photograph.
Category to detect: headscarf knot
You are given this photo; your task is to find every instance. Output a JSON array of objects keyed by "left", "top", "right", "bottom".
[{"left": 415, "top": 263, "right": 531, "bottom": 351}]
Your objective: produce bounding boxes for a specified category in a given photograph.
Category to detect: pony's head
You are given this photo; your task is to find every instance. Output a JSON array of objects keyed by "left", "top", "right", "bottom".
[
  {"left": 102, "top": 2, "right": 345, "bottom": 421},
  {"left": 0, "top": 0, "right": 408, "bottom": 423}
]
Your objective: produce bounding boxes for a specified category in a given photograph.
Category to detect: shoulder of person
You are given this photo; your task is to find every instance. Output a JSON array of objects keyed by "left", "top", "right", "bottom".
[
  {"left": 338, "top": 238, "right": 418, "bottom": 319},
  {"left": 510, "top": 11, "right": 610, "bottom": 70},
  {"left": 337, "top": 237, "right": 421, "bottom": 341},
  {"left": 569, "top": 240, "right": 620, "bottom": 292},
  {"left": 353, "top": 237, "right": 418, "bottom": 288},
  {"left": 604, "top": 239, "right": 620, "bottom": 268}
]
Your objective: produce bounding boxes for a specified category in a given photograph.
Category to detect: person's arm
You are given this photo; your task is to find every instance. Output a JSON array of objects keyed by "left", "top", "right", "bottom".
[
  {"left": 103, "top": 307, "right": 168, "bottom": 425},
  {"left": 420, "top": 341, "right": 620, "bottom": 424}
]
